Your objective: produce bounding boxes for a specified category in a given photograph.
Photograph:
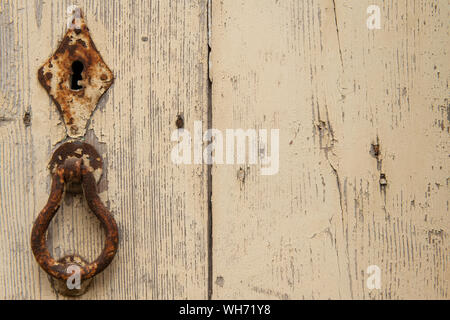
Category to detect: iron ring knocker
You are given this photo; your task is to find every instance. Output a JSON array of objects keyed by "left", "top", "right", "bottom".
[{"left": 31, "top": 142, "right": 119, "bottom": 296}]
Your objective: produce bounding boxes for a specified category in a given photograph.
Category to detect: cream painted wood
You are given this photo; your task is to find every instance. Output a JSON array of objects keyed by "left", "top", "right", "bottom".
[
  {"left": 210, "top": 0, "right": 449, "bottom": 299},
  {"left": 0, "top": 0, "right": 209, "bottom": 299},
  {"left": 0, "top": 0, "right": 448, "bottom": 300}
]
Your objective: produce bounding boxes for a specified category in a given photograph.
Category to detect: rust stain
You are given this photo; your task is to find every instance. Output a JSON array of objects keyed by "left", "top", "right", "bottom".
[
  {"left": 23, "top": 111, "right": 31, "bottom": 126},
  {"left": 175, "top": 114, "right": 184, "bottom": 129},
  {"left": 371, "top": 143, "right": 380, "bottom": 158},
  {"left": 37, "top": 11, "right": 114, "bottom": 138}
]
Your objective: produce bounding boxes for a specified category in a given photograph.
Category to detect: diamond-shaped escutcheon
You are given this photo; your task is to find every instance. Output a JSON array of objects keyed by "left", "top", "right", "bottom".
[{"left": 38, "top": 11, "right": 113, "bottom": 138}]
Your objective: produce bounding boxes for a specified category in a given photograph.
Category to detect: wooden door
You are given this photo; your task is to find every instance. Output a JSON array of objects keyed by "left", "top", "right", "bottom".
[{"left": 0, "top": 0, "right": 448, "bottom": 299}]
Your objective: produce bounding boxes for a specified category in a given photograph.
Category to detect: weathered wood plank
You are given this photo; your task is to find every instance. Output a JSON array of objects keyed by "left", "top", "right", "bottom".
[
  {"left": 1, "top": 0, "right": 448, "bottom": 300},
  {"left": 0, "top": 0, "right": 209, "bottom": 299},
  {"left": 210, "top": 0, "right": 449, "bottom": 299}
]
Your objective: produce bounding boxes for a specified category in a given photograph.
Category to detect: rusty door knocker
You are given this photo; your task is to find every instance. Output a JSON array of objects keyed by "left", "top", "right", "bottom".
[{"left": 31, "top": 7, "right": 118, "bottom": 296}]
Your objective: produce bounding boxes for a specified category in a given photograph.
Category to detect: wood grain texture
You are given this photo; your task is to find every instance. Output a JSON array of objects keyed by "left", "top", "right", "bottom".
[
  {"left": 210, "top": 0, "right": 449, "bottom": 299},
  {"left": 0, "top": 0, "right": 209, "bottom": 299},
  {"left": 0, "top": 0, "right": 448, "bottom": 300}
]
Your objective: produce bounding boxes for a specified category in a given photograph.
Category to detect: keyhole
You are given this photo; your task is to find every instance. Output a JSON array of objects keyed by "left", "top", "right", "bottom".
[{"left": 71, "top": 60, "right": 84, "bottom": 90}]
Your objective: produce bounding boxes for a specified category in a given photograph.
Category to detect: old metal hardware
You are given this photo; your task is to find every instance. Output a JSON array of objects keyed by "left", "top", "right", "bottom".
[
  {"left": 32, "top": 8, "right": 117, "bottom": 296},
  {"left": 37, "top": 9, "right": 113, "bottom": 138},
  {"left": 31, "top": 142, "right": 119, "bottom": 296}
]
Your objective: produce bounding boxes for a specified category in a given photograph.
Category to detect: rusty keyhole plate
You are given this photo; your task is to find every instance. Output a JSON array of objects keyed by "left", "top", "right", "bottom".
[{"left": 38, "top": 12, "right": 114, "bottom": 138}]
